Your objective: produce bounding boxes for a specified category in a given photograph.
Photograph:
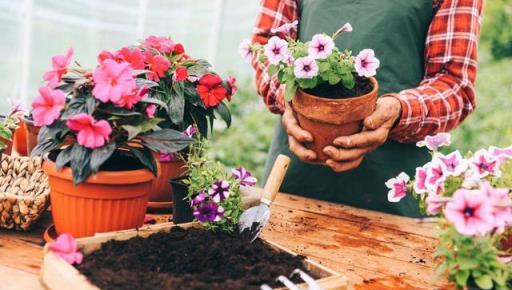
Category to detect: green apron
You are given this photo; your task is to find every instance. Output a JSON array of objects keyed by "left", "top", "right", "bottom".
[{"left": 263, "top": 0, "right": 434, "bottom": 217}]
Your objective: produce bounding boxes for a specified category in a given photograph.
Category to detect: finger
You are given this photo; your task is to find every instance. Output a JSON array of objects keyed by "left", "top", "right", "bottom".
[
  {"left": 282, "top": 105, "right": 313, "bottom": 143},
  {"left": 323, "top": 146, "right": 372, "bottom": 162},
  {"left": 364, "top": 97, "right": 400, "bottom": 130},
  {"left": 333, "top": 127, "right": 388, "bottom": 148},
  {"left": 325, "top": 156, "right": 364, "bottom": 173},
  {"left": 288, "top": 135, "right": 317, "bottom": 162}
]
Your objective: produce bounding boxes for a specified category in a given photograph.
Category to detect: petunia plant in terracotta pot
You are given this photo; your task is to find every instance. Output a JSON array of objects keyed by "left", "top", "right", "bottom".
[
  {"left": 386, "top": 133, "right": 512, "bottom": 290},
  {"left": 31, "top": 44, "right": 194, "bottom": 238},
  {"left": 94, "top": 35, "right": 236, "bottom": 211},
  {"left": 242, "top": 22, "right": 380, "bottom": 163}
]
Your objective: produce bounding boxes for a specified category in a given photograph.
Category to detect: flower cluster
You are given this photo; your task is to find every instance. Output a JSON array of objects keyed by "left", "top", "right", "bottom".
[
  {"left": 48, "top": 233, "right": 83, "bottom": 265},
  {"left": 386, "top": 133, "right": 512, "bottom": 289},
  {"left": 240, "top": 22, "right": 379, "bottom": 101},
  {"left": 31, "top": 35, "right": 236, "bottom": 184}
]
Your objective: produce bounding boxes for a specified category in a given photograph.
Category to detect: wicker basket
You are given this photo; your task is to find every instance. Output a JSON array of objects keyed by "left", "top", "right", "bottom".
[{"left": 0, "top": 154, "right": 50, "bottom": 230}]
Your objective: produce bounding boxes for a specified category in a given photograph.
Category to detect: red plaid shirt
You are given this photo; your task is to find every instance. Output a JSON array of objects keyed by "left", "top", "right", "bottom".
[{"left": 251, "top": 0, "right": 483, "bottom": 143}]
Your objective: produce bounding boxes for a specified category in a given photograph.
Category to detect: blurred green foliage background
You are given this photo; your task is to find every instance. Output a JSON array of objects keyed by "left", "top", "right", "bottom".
[{"left": 210, "top": 0, "right": 512, "bottom": 180}]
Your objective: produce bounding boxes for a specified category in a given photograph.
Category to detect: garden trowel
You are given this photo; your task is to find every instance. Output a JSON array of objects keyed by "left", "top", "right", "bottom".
[{"left": 238, "top": 154, "right": 290, "bottom": 242}]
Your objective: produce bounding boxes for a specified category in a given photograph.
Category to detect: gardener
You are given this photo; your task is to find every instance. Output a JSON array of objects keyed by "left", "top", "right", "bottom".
[{"left": 251, "top": 0, "right": 483, "bottom": 217}]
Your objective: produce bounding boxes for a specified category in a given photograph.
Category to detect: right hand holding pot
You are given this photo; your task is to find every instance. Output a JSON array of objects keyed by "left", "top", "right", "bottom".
[{"left": 282, "top": 102, "right": 317, "bottom": 163}]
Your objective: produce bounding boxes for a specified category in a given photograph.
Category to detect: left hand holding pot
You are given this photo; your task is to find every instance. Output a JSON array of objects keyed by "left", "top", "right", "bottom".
[{"left": 323, "top": 96, "right": 402, "bottom": 172}]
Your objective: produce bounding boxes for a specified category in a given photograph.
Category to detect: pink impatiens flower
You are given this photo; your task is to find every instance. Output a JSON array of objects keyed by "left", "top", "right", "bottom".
[
  {"left": 416, "top": 133, "right": 451, "bottom": 151},
  {"left": 436, "top": 150, "right": 468, "bottom": 176},
  {"left": 238, "top": 39, "right": 254, "bottom": 63},
  {"left": 116, "top": 47, "right": 145, "bottom": 70},
  {"left": 308, "top": 34, "right": 335, "bottom": 59},
  {"left": 66, "top": 113, "right": 112, "bottom": 149},
  {"left": 471, "top": 149, "right": 500, "bottom": 178},
  {"left": 264, "top": 36, "right": 289, "bottom": 65},
  {"left": 386, "top": 172, "right": 410, "bottom": 202},
  {"left": 144, "top": 51, "right": 171, "bottom": 81},
  {"left": 31, "top": 86, "right": 66, "bottom": 126},
  {"left": 293, "top": 56, "right": 319, "bottom": 79},
  {"left": 444, "top": 188, "right": 495, "bottom": 236},
  {"left": 354, "top": 49, "right": 380, "bottom": 78},
  {"left": 146, "top": 104, "right": 157, "bottom": 118},
  {"left": 271, "top": 20, "right": 298, "bottom": 37},
  {"left": 43, "top": 48, "right": 74, "bottom": 88},
  {"left": 143, "top": 35, "right": 175, "bottom": 53},
  {"left": 92, "top": 59, "right": 136, "bottom": 103},
  {"left": 480, "top": 182, "right": 512, "bottom": 233},
  {"left": 48, "top": 233, "right": 83, "bottom": 265},
  {"left": 115, "top": 86, "right": 148, "bottom": 109}
]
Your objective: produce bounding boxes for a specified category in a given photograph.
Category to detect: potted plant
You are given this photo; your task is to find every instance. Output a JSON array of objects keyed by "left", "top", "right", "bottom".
[
  {"left": 241, "top": 22, "right": 379, "bottom": 162},
  {"left": 31, "top": 43, "right": 194, "bottom": 238},
  {"left": 386, "top": 133, "right": 512, "bottom": 289},
  {"left": 0, "top": 99, "right": 24, "bottom": 155}
]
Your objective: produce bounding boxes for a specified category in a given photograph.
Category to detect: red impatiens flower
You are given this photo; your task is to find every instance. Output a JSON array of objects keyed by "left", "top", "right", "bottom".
[
  {"left": 143, "top": 35, "right": 175, "bottom": 53},
  {"left": 174, "top": 43, "right": 185, "bottom": 54},
  {"left": 116, "top": 47, "right": 145, "bottom": 70},
  {"left": 174, "top": 66, "right": 188, "bottom": 81},
  {"left": 144, "top": 51, "right": 170, "bottom": 81},
  {"left": 196, "top": 74, "right": 227, "bottom": 108}
]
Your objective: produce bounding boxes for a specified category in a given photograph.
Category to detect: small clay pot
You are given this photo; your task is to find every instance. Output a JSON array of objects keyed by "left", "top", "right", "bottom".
[
  {"left": 12, "top": 120, "right": 28, "bottom": 156},
  {"left": 23, "top": 116, "right": 40, "bottom": 156},
  {"left": 147, "top": 159, "right": 187, "bottom": 212},
  {"left": 170, "top": 177, "right": 194, "bottom": 224},
  {"left": 292, "top": 77, "right": 379, "bottom": 163}
]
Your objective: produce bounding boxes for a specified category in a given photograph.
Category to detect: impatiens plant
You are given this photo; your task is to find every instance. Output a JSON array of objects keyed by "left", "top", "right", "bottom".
[
  {"left": 240, "top": 21, "right": 379, "bottom": 100},
  {"left": 183, "top": 140, "right": 257, "bottom": 232},
  {"left": 31, "top": 35, "right": 236, "bottom": 184},
  {"left": 386, "top": 133, "right": 512, "bottom": 289}
]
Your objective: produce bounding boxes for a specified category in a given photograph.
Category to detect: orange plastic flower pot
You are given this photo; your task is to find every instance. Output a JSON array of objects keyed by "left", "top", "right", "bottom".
[
  {"left": 43, "top": 160, "right": 154, "bottom": 238},
  {"left": 24, "top": 117, "right": 40, "bottom": 156},
  {"left": 12, "top": 120, "right": 28, "bottom": 156},
  {"left": 148, "top": 159, "right": 186, "bottom": 211}
]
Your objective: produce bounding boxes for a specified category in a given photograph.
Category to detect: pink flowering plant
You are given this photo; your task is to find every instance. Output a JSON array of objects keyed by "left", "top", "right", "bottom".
[
  {"left": 31, "top": 35, "right": 236, "bottom": 184},
  {"left": 386, "top": 133, "right": 512, "bottom": 289},
  {"left": 241, "top": 22, "right": 379, "bottom": 101},
  {"left": 183, "top": 140, "right": 257, "bottom": 232},
  {"left": 0, "top": 99, "right": 25, "bottom": 151}
]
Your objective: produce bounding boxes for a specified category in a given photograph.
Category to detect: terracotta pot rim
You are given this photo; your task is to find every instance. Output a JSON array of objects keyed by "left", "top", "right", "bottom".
[
  {"left": 43, "top": 159, "right": 155, "bottom": 185},
  {"left": 296, "top": 77, "right": 378, "bottom": 103}
]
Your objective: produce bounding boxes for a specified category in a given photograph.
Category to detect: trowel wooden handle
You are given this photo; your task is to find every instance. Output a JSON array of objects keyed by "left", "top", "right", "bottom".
[{"left": 261, "top": 155, "right": 290, "bottom": 206}]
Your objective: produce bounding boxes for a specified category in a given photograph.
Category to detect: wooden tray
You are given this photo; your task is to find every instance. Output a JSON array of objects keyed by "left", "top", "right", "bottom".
[{"left": 40, "top": 222, "right": 352, "bottom": 290}]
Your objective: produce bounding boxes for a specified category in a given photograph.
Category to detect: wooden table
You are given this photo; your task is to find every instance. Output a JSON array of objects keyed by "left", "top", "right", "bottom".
[{"left": 0, "top": 193, "right": 451, "bottom": 290}]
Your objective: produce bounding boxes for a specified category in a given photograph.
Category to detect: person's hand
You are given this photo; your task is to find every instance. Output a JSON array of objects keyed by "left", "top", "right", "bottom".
[
  {"left": 282, "top": 102, "right": 317, "bottom": 162},
  {"left": 323, "top": 96, "right": 402, "bottom": 172}
]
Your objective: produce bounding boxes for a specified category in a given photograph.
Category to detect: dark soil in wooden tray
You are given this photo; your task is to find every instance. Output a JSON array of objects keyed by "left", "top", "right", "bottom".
[{"left": 75, "top": 227, "right": 319, "bottom": 290}]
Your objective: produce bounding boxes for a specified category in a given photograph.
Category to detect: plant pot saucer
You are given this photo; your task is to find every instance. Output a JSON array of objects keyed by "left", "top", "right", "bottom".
[
  {"left": 146, "top": 201, "right": 173, "bottom": 213},
  {"left": 43, "top": 224, "right": 58, "bottom": 243}
]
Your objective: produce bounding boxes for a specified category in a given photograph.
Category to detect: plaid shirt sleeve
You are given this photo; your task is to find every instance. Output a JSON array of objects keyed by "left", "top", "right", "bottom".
[{"left": 252, "top": 0, "right": 483, "bottom": 144}]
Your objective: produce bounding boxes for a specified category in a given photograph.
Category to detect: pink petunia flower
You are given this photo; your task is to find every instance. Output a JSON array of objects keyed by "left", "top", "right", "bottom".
[
  {"left": 308, "top": 34, "right": 335, "bottom": 59},
  {"left": 416, "top": 133, "right": 451, "bottom": 151},
  {"left": 489, "top": 146, "right": 512, "bottom": 162},
  {"left": 182, "top": 125, "right": 197, "bottom": 138},
  {"left": 238, "top": 39, "right": 254, "bottom": 63},
  {"left": 332, "top": 22, "right": 353, "bottom": 39},
  {"left": 43, "top": 48, "right": 74, "bottom": 88},
  {"left": 271, "top": 20, "right": 298, "bottom": 37},
  {"left": 293, "top": 56, "right": 319, "bottom": 79},
  {"left": 146, "top": 104, "right": 157, "bottom": 118},
  {"left": 263, "top": 36, "right": 289, "bottom": 65},
  {"left": 471, "top": 149, "right": 500, "bottom": 178},
  {"left": 143, "top": 35, "right": 175, "bottom": 53},
  {"left": 32, "top": 86, "right": 66, "bottom": 127},
  {"left": 48, "top": 233, "right": 83, "bottom": 265},
  {"left": 115, "top": 86, "right": 148, "bottom": 110},
  {"left": 444, "top": 188, "right": 495, "bottom": 236},
  {"left": 354, "top": 49, "right": 380, "bottom": 78},
  {"left": 66, "top": 113, "right": 112, "bottom": 149},
  {"left": 425, "top": 159, "right": 447, "bottom": 193},
  {"left": 232, "top": 167, "right": 257, "bottom": 187},
  {"left": 92, "top": 59, "right": 136, "bottom": 103},
  {"left": 386, "top": 172, "right": 410, "bottom": 203},
  {"left": 425, "top": 192, "right": 451, "bottom": 215},
  {"left": 116, "top": 47, "right": 145, "bottom": 70},
  {"left": 436, "top": 150, "right": 468, "bottom": 177},
  {"left": 480, "top": 182, "right": 512, "bottom": 233},
  {"left": 413, "top": 165, "right": 429, "bottom": 195},
  {"left": 144, "top": 51, "right": 171, "bottom": 81}
]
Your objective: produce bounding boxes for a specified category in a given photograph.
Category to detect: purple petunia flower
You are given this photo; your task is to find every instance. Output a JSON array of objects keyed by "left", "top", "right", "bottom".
[
  {"left": 332, "top": 22, "right": 353, "bottom": 39},
  {"left": 191, "top": 191, "right": 207, "bottom": 207},
  {"left": 264, "top": 36, "right": 289, "bottom": 65},
  {"left": 193, "top": 201, "right": 224, "bottom": 223},
  {"left": 232, "top": 167, "right": 257, "bottom": 187},
  {"left": 271, "top": 20, "right": 298, "bottom": 37},
  {"left": 293, "top": 56, "right": 319, "bottom": 79},
  {"left": 208, "top": 180, "right": 230, "bottom": 203},
  {"left": 354, "top": 49, "right": 380, "bottom": 78},
  {"left": 238, "top": 38, "right": 254, "bottom": 63},
  {"left": 416, "top": 133, "right": 451, "bottom": 151},
  {"left": 308, "top": 34, "right": 335, "bottom": 59}
]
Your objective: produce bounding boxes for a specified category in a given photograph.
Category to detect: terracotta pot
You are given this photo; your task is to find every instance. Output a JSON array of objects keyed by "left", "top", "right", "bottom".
[
  {"left": 43, "top": 159, "right": 154, "bottom": 238},
  {"left": 291, "top": 77, "right": 379, "bottom": 163},
  {"left": 170, "top": 177, "right": 194, "bottom": 224},
  {"left": 23, "top": 117, "right": 40, "bottom": 156},
  {"left": 12, "top": 120, "right": 28, "bottom": 156},
  {"left": 147, "top": 159, "right": 187, "bottom": 212}
]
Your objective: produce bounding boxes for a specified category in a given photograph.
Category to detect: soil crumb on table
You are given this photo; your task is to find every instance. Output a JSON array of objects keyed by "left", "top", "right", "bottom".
[{"left": 76, "top": 227, "right": 318, "bottom": 290}]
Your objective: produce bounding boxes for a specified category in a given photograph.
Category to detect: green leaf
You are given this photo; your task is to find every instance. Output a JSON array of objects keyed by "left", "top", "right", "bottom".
[
  {"left": 474, "top": 275, "right": 494, "bottom": 290},
  {"left": 31, "top": 137, "right": 61, "bottom": 158},
  {"left": 284, "top": 80, "right": 297, "bottom": 102},
  {"left": 128, "top": 146, "right": 157, "bottom": 175},
  {"left": 194, "top": 113, "right": 209, "bottom": 138},
  {"left": 455, "top": 270, "right": 470, "bottom": 286},
  {"left": 135, "top": 78, "right": 159, "bottom": 89},
  {"left": 122, "top": 118, "right": 163, "bottom": 140},
  {"left": 458, "top": 257, "right": 479, "bottom": 270},
  {"left": 56, "top": 145, "right": 73, "bottom": 170},
  {"left": 328, "top": 72, "right": 342, "bottom": 85},
  {"left": 215, "top": 102, "right": 231, "bottom": 128},
  {"left": 319, "top": 61, "right": 331, "bottom": 73},
  {"left": 90, "top": 142, "right": 116, "bottom": 173},
  {"left": 139, "top": 129, "right": 193, "bottom": 153},
  {"left": 297, "top": 77, "right": 318, "bottom": 89},
  {"left": 101, "top": 106, "right": 142, "bottom": 117},
  {"left": 168, "top": 81, "right": 185, "bottom": 124},
  {"left": 0, "top": 126, "right": 12, "bottom": 140},
  {"left": 61, "top": 94, "right": 97, "bottom": 118},
  {"left": 341, "top": 73, "right": 355, "bottom": 89},
  {"left": 70, "top": 145, "right": 92, "bottom": 184},
  {"left": 187, "top": 59, "right": 212, "bottom": 77},
  {"left": 267, "top": 64, "right": 279, "bottom": 76},
  {"left": 140, "top": 97, "right": 168, "bottom": 112}
]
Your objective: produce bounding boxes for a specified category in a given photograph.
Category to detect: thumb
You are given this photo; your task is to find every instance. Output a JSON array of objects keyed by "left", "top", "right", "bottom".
[{"left": 363, "top": 97, "right": 401, "bottom": 130}]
